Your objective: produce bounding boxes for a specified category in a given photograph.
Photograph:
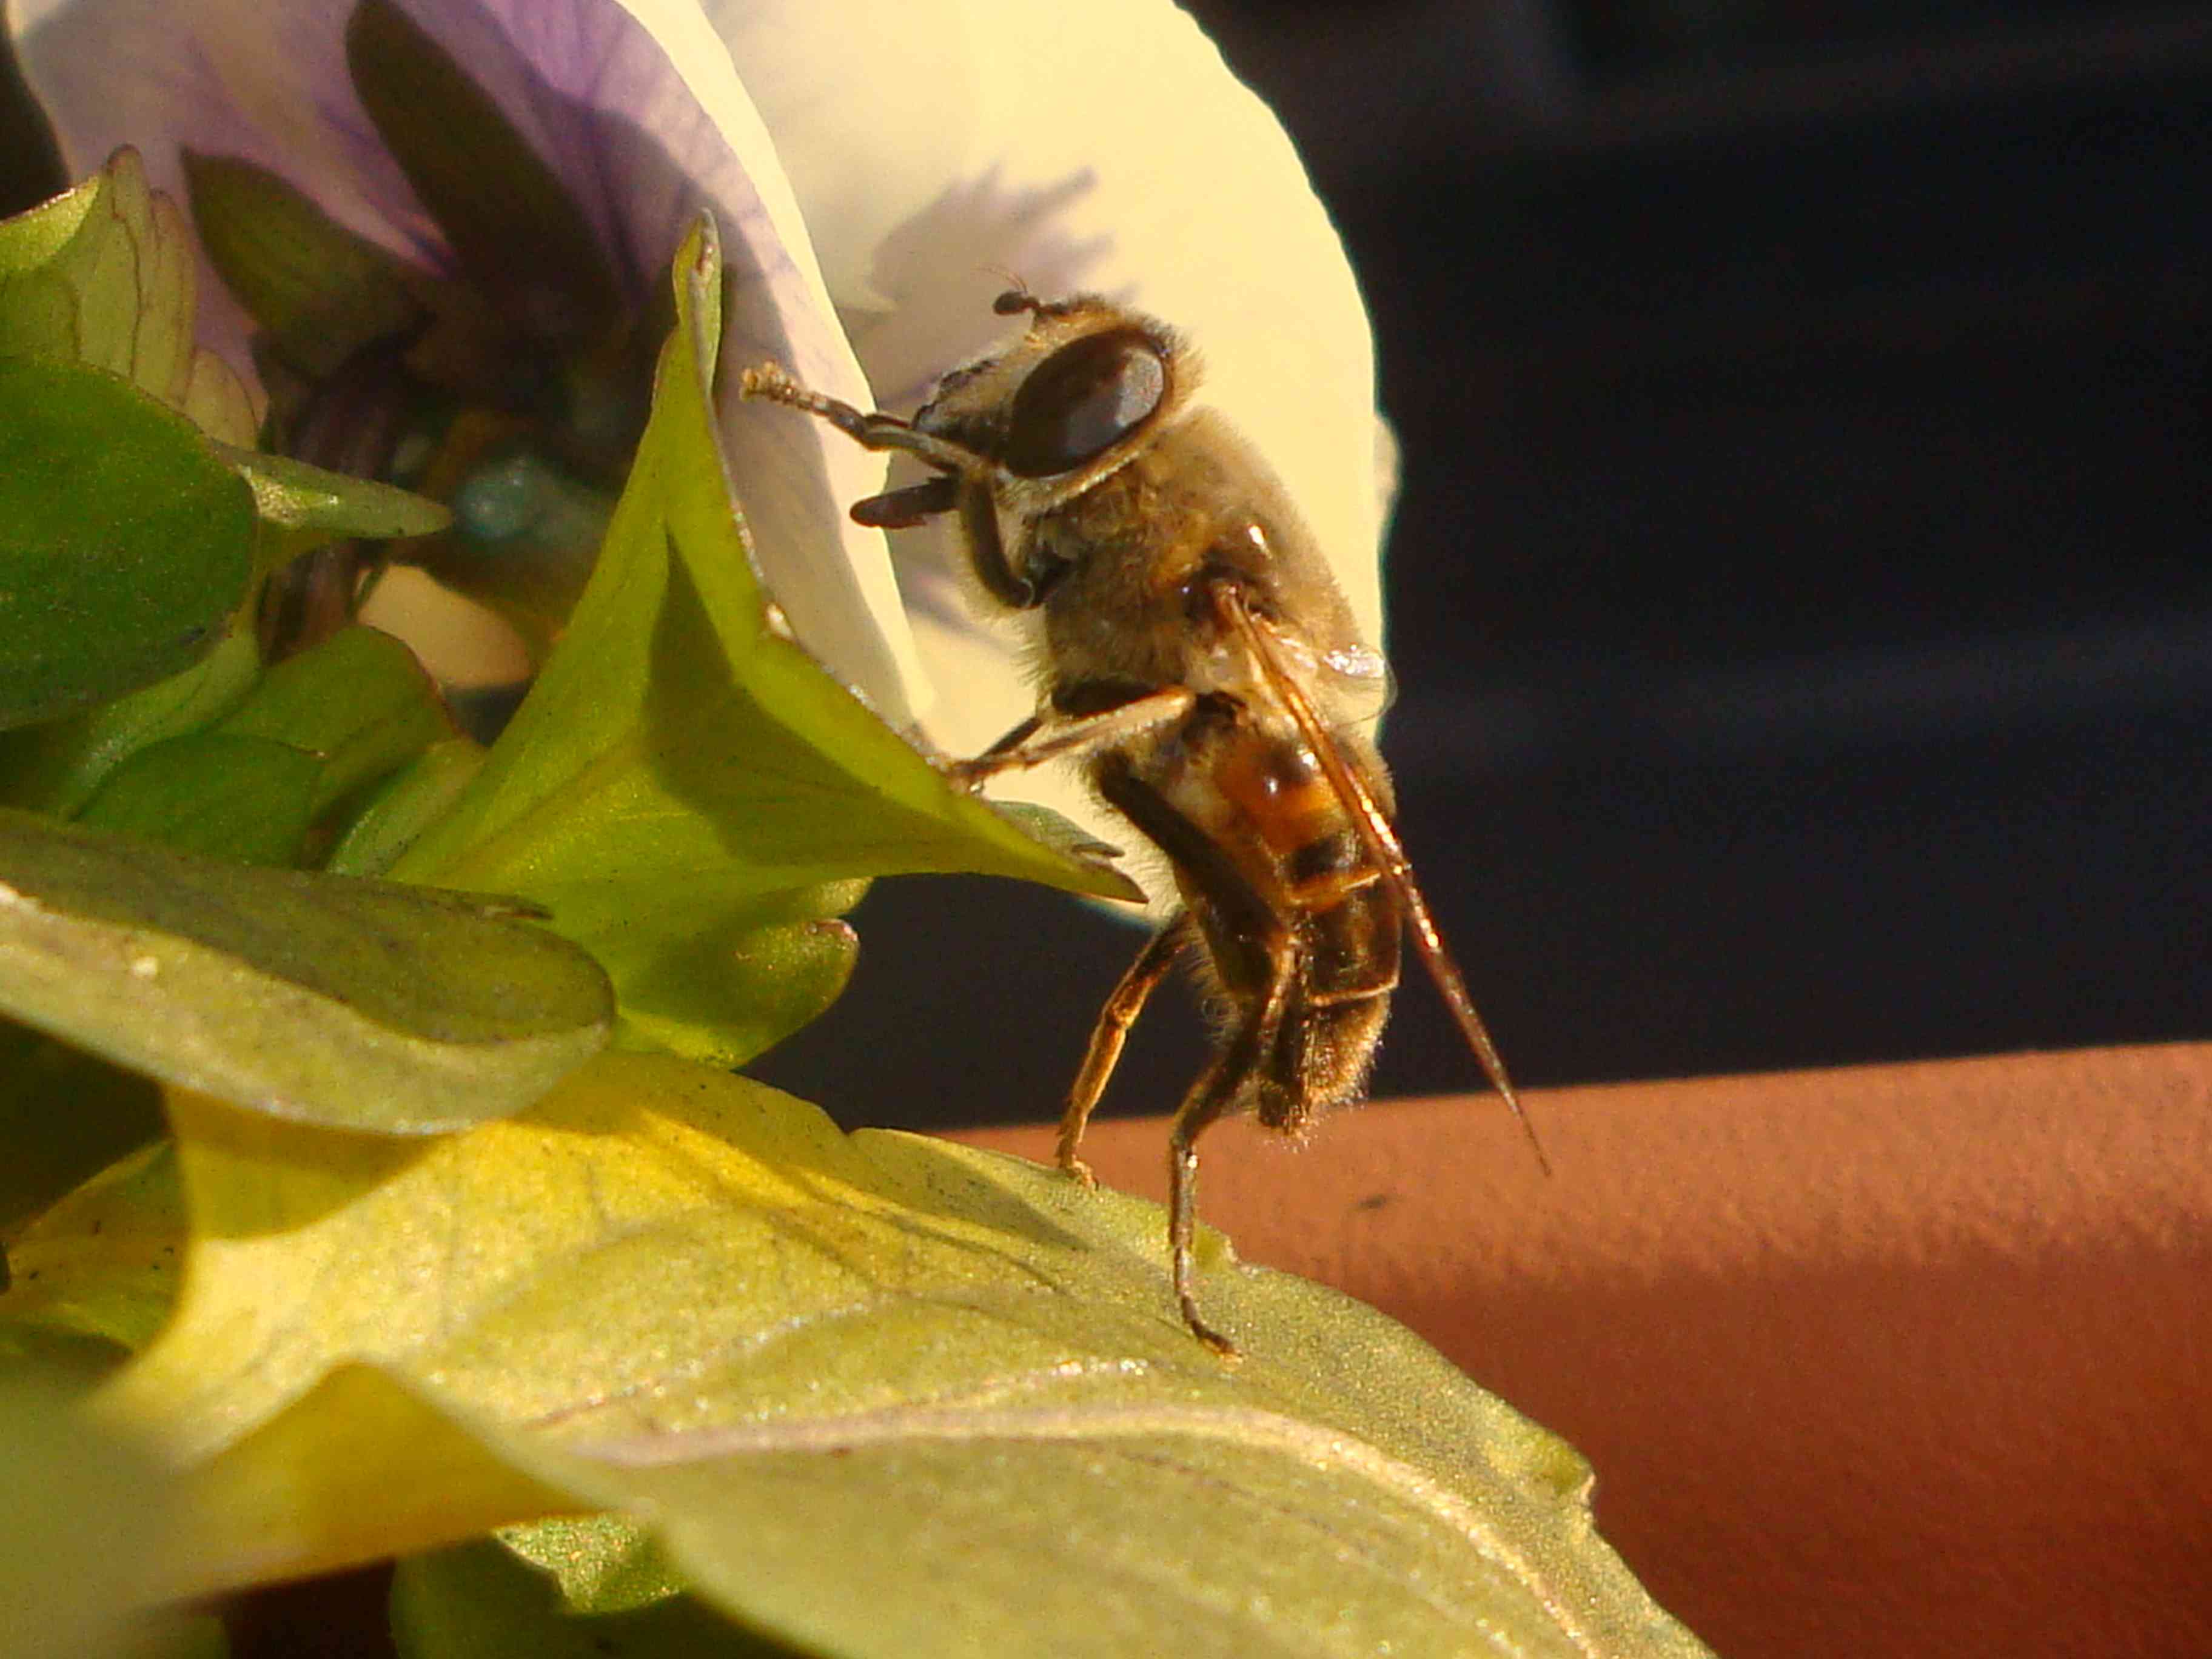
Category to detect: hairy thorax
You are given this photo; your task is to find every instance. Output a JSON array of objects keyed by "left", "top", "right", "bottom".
[{"left": 1031, "top": 413, "right": 1356, "bottom": 702}]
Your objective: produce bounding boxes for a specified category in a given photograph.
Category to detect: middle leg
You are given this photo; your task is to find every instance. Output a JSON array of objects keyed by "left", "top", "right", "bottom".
[
  {"left": 946, "top": 688, "right": 1198, "bottom": 793},
  {"left": 1057, "top": 915, "right": 1193, "bottom": 1184}
]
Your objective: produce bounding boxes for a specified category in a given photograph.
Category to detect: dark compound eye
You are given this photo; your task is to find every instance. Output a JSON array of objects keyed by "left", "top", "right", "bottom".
[{"left": 1000, "top": 327, "right": 1167, "bottom": 478}]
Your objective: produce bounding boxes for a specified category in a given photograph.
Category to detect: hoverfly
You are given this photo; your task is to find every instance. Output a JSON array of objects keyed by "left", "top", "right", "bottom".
[{"left": 743, "top": 290, "right": 1544, "bottom": 1355}]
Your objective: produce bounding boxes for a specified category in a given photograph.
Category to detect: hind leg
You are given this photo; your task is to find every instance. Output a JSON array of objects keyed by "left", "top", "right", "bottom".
[{"left": 1167, "top": 934, "right": 1296, "bottom": 1359}]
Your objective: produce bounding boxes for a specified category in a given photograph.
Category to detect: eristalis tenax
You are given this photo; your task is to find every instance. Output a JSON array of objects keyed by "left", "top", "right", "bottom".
[{"left": 743, "top": 290, "right": 1544, "bottom": 1357}]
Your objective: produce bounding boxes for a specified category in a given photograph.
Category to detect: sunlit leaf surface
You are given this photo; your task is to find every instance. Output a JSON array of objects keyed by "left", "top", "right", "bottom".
[
  {"left": 0, "top": 808, "right": 611, "bottom": 1131},
  {"left": 84, "top": 1054, "right": 1708, "bottom": 1658},
  {"left": 493, "top": 1512, "right": 688, "bottom": 1615}
]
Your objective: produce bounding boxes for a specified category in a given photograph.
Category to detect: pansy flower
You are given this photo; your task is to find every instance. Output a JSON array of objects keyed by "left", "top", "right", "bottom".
[{"left": 9, "top": 0, "right": 1386, "bottom": 875}]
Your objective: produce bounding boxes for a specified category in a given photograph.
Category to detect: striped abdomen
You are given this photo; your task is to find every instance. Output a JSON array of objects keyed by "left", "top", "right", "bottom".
[{"left": 1093, "top": 694, "right": 1401, "bottom": 1135}]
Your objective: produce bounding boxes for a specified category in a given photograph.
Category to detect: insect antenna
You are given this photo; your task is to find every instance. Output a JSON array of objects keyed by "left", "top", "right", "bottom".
[{"left": 1219, "top": 586, "right": 1553, "bottom": 1177}]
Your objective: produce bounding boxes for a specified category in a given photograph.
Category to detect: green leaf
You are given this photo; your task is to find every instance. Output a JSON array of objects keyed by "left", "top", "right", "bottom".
[
  {"left": 0, "top": 152, "right": 441, "bottom": 599},
  {"left": 492, "top": 1513, "right": 687, "bottom": 1616},
  {"left": 0, "top": 629, "right": 261, "bottom": 818},
  {"left": 216, "top": 443, "right": 452, "bottom": 571},
  {"left": 326, "top": 737, "right": 488, "bottom": 878},
  {"left": 394, "top": 1537, "right": 802, "bottom": 1658},
  {"left": 579, "top": 885, "right": 863, "bottom": 1067},
  {"left": 0, "top": 1023, "right": 162, "bottom": 1240},
  {"left": 0, "top": 146, "right": 258, "bottom": 444},
  {"left": 215, "top": 625, "right": 454, "bottom": 817},
  {"left": 95, "top": 1056, "right": 1708, "bottom": 1657},
  {"left": 988, "top": 799, "right": 1127, "bottom": 866},
  {"left": 0, "top": 808, "right": 612, "bottom": 1131},
  {"left": 390, "top": 218, "right": 1135, "bottom": 1068},
  {"left": 75, "top": 627, "right": 454, "bottom": 865},
  {"left": 76, "top": 733, "right": 324, "bottom": 866},
  {"left": 0, "top": 357, "right": 258, "bottom": 729}
]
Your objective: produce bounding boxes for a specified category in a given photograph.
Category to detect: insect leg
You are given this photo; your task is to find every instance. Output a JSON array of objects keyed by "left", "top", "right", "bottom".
[
  {"left": 1057, "top": 916, "right": 1193, "bottom": 1185},
  {"left": 737, "top": 363, "right": 984, "bottom": 476},
  {"left": 1088, "top": 754, "right": 1292, "bottom": 1355},
  {"left": 965, "top": 713, "right": 1045, "bottom": 768},
  {"left": 946, "top": 688, "right": 1198, "bottom": 791},
  {"left": 850, "top": 474, "right": 959, "bottom": 529},
  {"left": 1168, "top": 933, "right": 1297, "bottom": 1359}
]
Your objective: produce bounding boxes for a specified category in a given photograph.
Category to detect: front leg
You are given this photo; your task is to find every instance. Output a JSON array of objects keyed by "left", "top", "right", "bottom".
[
  {"left": 947, "top": 686, "right": 1197, "bottom": 793},
  {"left": 739, "top": 362, "right": 984, "bottom": 476}
]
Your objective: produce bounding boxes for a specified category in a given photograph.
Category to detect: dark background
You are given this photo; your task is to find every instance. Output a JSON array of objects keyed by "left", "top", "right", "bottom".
[
  {"left": 7, "top": 4, "right": 2205, "bottom": 1133},
  {"left": 766, "top": 0, "right": 2212, "bottom": 1130}
]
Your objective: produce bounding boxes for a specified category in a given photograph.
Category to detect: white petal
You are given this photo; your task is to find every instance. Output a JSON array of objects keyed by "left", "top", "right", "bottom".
[
  {"left": 691, "top": 1, "right": 975, "bottom": 314},
  {"left": 712, "top": 0, "right": 1381, "bottom": 631},
  {"left": 717, "top": 0, "right": 1382, "bottom": 897},
  {"left": 916, "top": 0, "right": 1382, "bottom": 645}
]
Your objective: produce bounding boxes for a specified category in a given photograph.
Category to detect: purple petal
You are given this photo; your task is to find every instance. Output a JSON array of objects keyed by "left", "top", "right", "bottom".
[{"left": 15, "top": 0, "right": 926, "bottom": 719}]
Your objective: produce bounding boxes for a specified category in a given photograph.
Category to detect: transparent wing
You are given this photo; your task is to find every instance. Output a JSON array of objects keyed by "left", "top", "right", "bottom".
[{"left": 1219, "top": 585, "right": 1550, "bottom": 1175}]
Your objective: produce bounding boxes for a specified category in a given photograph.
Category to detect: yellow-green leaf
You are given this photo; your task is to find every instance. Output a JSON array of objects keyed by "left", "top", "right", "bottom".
[
  {"left": 95, "top": 1055, "right": 1708, "bottom": 1657},
  {"left": 326, "top": 737, "right": 488, "bottom": 879},
  {"left": 494, "top": 1513, "right": 688, "bottom": 1616},
  {"left": 0, "top": 1362, "right": 226, "bottom": 1659}
]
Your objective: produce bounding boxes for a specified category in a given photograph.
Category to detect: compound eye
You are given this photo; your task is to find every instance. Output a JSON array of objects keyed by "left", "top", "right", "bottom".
[{"left": 1001, "top": 328, "right": 1167, "bottom": 478}]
